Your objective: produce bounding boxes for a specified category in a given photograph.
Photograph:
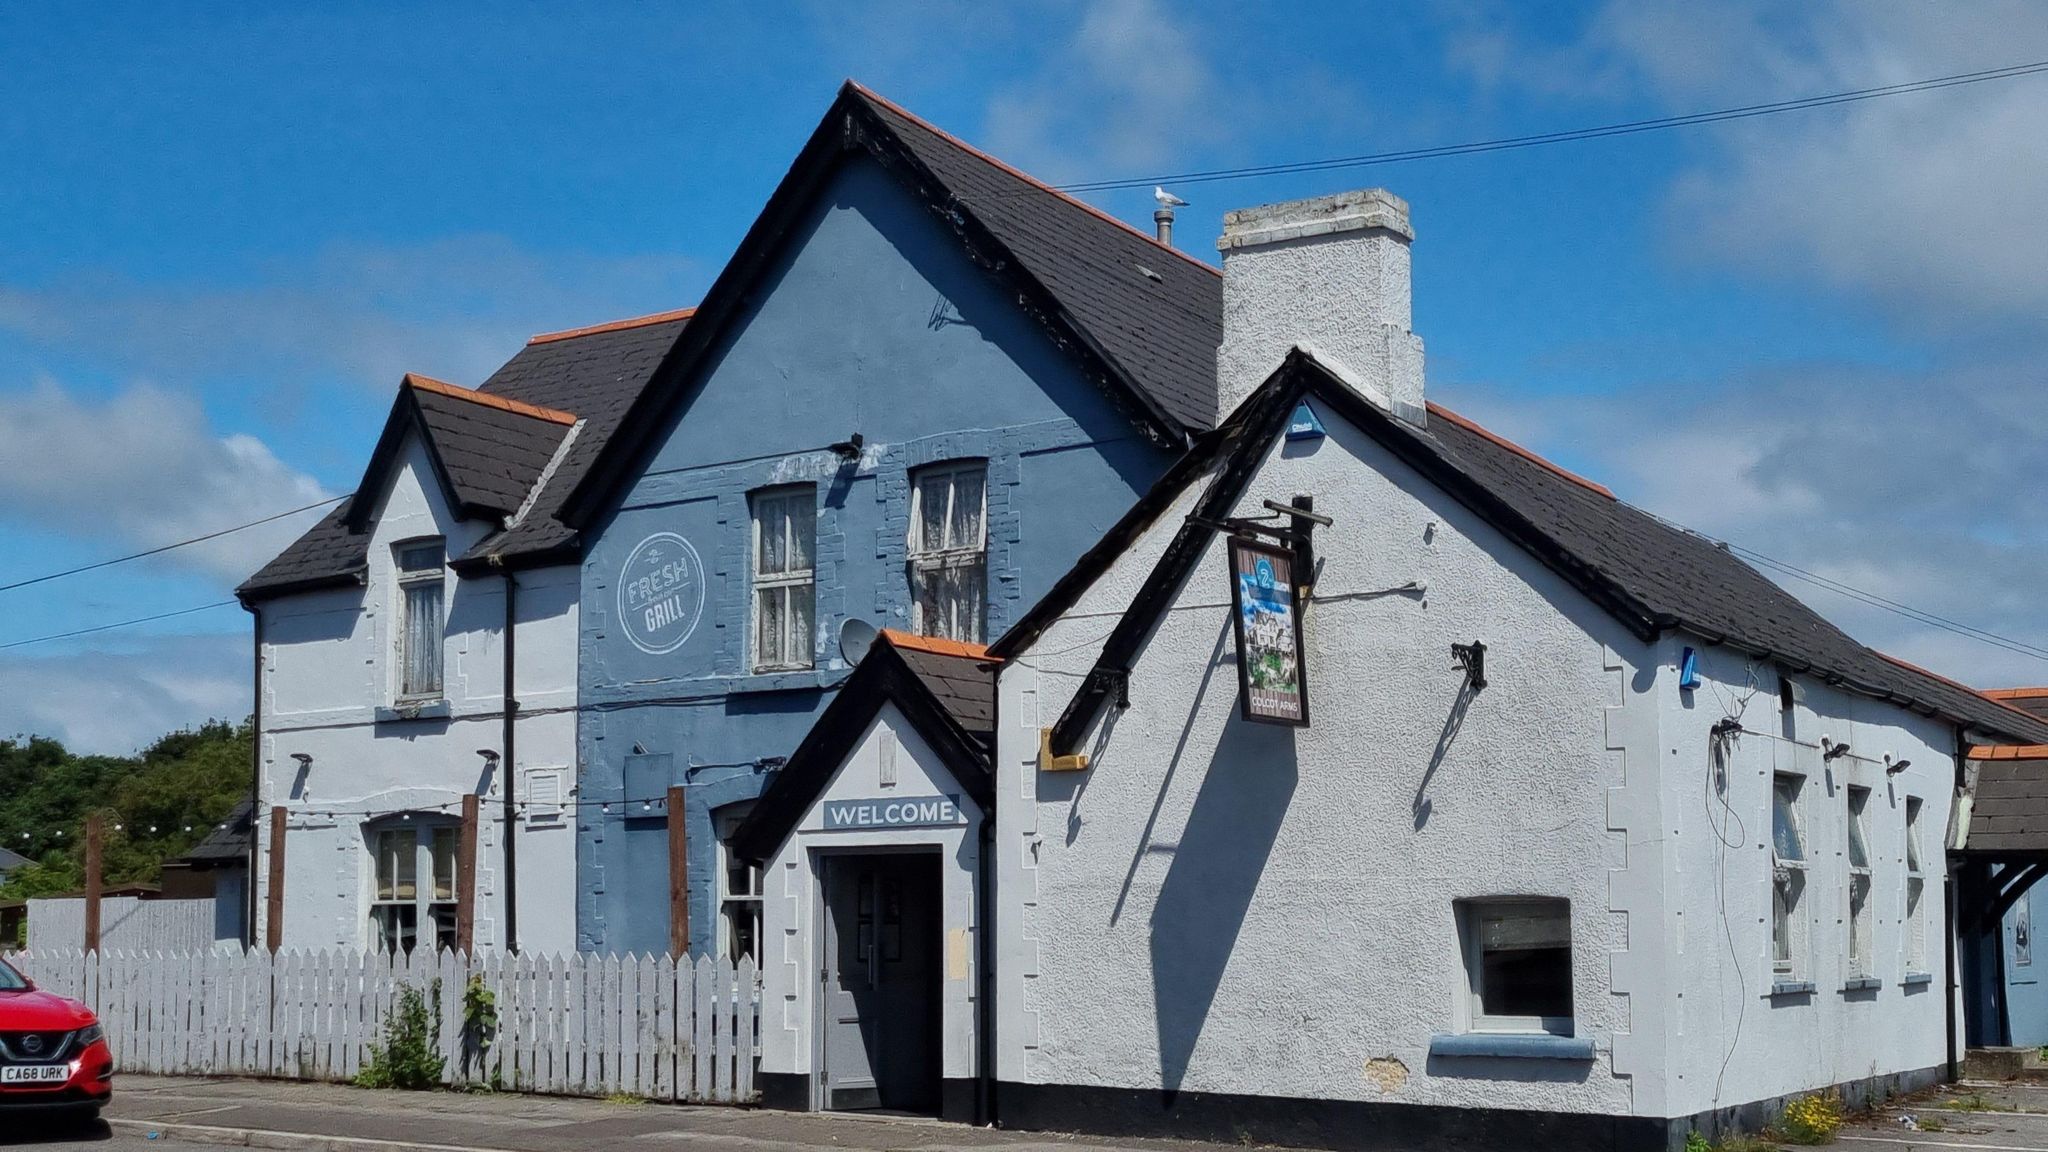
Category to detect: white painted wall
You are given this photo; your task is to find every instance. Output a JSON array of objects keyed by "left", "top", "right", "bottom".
[
  {"left": 759, "top": 702, "right": 983, "bottom": 1083},
  {"left": 994, "top": 387, "right": 1962, "bottom": 1120},
  {"left": 1653, "top": 641, "right": 1956, "bottom": 1116},
  {"left": 252, "top": 432, "right": 581, "bottom": 956},
  {"left": 998, "top": 404, "right": 1645, "bottom": 1115}
]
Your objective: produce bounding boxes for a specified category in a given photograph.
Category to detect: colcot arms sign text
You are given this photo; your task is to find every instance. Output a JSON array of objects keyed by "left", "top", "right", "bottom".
[{"left": 821, "top": 795, "right": 966, "bottom": 831}]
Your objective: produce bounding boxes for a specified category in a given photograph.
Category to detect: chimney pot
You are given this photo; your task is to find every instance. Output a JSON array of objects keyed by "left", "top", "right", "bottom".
[
  {"left": 1154, "top": 208, "right": 1175, "bottom": 247},
  {"left": 1215, "top": 188, "right": 1425, "bottom": 426}
]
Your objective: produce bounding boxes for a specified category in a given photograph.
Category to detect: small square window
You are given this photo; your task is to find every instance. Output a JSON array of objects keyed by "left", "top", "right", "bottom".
[{"left": 1459, "top": 898, "right": 1573, "bottom": 1035}]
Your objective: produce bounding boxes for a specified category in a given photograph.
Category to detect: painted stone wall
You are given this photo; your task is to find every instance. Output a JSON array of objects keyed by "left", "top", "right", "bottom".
[
  {"left": 576, "top": 154, "right": 1170, "bottom": 955},
  {"left": 1653, "top": 643, "right": 1958, "bottom": 1117},
  {"left": 996, "top": 403, "right": 1649, "bottom": 1115},
  {"left": 756, "top": 701, "right": 983, "bottom": 1083},
  {"left": 255, "top": 432, "right": 582, "bottom": 956}
]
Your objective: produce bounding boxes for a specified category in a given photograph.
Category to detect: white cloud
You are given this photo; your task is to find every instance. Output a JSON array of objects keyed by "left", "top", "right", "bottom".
[
  {"left": 0, "top": 379, "right": 332, "bottom": 583},
  {"left": 0, "top": 236, "right": 699, "bottom": 400},
  {"left": 0, "top": 631, "right": 247, "bottom": 757},
  {"left": 1449, "top": 0, "right": 2048, "bottom": 326},
  {"left": 1445, "top": 347, "right": 2048, "bottom": 688}
]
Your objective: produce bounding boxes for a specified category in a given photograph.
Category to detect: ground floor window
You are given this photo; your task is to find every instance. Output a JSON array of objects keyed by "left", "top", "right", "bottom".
[
  {"left": 1458, "top": 898, "right": 1573, "bottom": 1035},
  {"left": 1772, "top": 772, "right": 1809, "bottom": 982},
  {"left": 369, "top": 821, "right": 458, "bottom": 953},
  {"left": 715, "top": 804, "right": 762, "bottom": 964}
]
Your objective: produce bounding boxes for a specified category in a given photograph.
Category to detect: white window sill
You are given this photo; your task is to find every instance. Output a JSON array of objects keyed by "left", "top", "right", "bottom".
[
  {"left": 1902, "top": 971, "right": 1934, "bottom": 987},
  {"left": 1428, "top": 1032, "right": 1595, "bottom": 1061},
  {"left": 376, "top": 698, "right": 451, "bottom": 722},
  {"left": 1841, "top": 976, "right": 1882, "bottom": 993},
  {"left": 1766, "top": 979, "right": 1816, "bottom": 998}
]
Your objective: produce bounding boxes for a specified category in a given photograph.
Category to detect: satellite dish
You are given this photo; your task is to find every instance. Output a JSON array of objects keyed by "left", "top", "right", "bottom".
[{"left": 839, "top": 617, "right": 879, "bottom": 666}]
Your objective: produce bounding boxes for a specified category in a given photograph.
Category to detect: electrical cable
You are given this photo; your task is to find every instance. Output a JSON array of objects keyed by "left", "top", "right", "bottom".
[
  {"left": 0, "top": 600, "right": 239, "bottom": 650},
  {"left": 0, "top": 496, "right": 344, "bottom": 595},
  {"left": 1054, "top": 59, "right": 2048, "bottom": 194}
]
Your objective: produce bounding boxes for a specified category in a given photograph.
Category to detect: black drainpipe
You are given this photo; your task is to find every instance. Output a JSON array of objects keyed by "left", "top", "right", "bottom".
[
  {"left": 976, "top": 804, "right": 997, "bottom": 1127},
  {"left": 502, "top": 570, "right": 520, "bottom": 954},
  {"left": 244, "top": 600, "right": 262, "bottom": 951},
  {"left": 1946, "top": 722, "right": 1968, "bottom": 1080}
]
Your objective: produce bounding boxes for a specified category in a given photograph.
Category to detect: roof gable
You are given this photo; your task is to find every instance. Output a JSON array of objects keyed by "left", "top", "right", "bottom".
[
  {"left": 1009, "top": 349, "right": 2048, "bottom": 753},
  {"left": 560, "top": 81, "right": 1220, "bottom": 529},
  {"left": 730, "top": 634, "right": 994, "bottom": 862},
  {"left": 345, "top": 374, "right": 575, "bottom": 532}
]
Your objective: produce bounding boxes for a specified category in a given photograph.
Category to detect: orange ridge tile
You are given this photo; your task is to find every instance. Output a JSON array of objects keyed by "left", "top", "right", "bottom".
[
  {"left": 528, "top": 307, "right": 697, "bottom": 345},
  {"left": 879, "top": 627, "right": 989, "bottom": 660},
  {"left": 1424, "top": 401, "right": 1616, "bottom": 500},
  {"left": 402, "top": 373, "right": 578, "bottom": 425}
]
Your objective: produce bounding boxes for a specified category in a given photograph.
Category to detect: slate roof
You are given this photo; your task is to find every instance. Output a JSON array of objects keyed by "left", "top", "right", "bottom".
[
  {"left": 239, "top": 313, "right": 689, "bottom": 600},
  {"left": 730, "top": 632, "right": 996, "bottom": 863},
  {"left": 881, "top": 630, "right": 995, "bottom": 748},
  {"left": 1986, "top": 689, "right": 2048, "bottom": 723},
  {"left": 856, "top": 86, "right": 1223, "bottom": 433},
  {"left": 0, "top": 846, "right": 30, "bottom": 873},
  {"left": 172, "top": 799, "right": 253, "bottom": 867},
  {"left": 559, "top": 83, "right": 1224, "bottom": 525},
  {"left": 1004, "top": 350, "right": 2048, "bottom": 753},
  {"left": 1965, "top": 751, "right": 2048, "bottom": 854}
]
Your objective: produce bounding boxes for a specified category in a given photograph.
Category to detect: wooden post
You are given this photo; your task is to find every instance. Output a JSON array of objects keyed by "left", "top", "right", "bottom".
[
  {"left": 265, "top": 806, "right": 286, "bottom": 952},
  {"left": 83, "top": 813, "right": 103, "bottom": 953},
  {"left": 457, "top": 794, "right": 480, "bottom": 954},
  {"left": 668, "top": 786, "right": 689, "bottom": 960}
]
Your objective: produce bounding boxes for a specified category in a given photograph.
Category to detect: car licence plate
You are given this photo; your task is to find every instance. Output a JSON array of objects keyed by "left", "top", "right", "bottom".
[{"left": 0, "top": 1064, "right": 69, "bottom": 1085}]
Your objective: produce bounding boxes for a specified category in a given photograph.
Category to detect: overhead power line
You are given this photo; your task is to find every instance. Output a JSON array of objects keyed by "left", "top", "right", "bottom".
[
  {"left": 0, "top": 495, "right": 343, "bottom": 595},
  {"left": 1056, "top": 58, "right": 2048, "bottom": 194},
  {"left": 1723, "top": 542, "right": 2048, "bottom": 665},
  {"left": 0, "top": 600, "right": 240, "bottom": 651}
]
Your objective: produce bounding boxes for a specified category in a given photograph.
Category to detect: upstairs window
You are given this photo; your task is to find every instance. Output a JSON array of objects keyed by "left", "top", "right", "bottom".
[
  {"left": 369, "top": 822, "right": 458, "bottom": 954},
  {"left": 1458, "top": 898, "right": 1574, "bottom": 1035},
  {"left": 1846, "top": 785, "right": 1873, "bottom": 978},
  {"left": 750, "top": 486, "right": 816, "bottom": 672},
  {"left": 1905, "top": 796, "right": 1927, "bottom": 972},
  {"left": 1771, "top": 773, "right": 1809, "bottom": 981},
  {"left": 396, "top": 540, "right": 445, "bottom": 699},
  {"left": 909, "top": 462, "right": 987, "bottom": 643}
]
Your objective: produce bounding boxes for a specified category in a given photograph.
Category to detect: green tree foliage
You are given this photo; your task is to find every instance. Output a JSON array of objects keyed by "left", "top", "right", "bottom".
[{"left": 0, "top": 719, "right": 250, "bottom": 902}]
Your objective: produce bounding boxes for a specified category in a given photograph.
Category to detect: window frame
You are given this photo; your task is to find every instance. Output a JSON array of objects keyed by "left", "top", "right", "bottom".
[
  {"left": 367, "top": 818, "right": 459, "bottom": 954},
  {"left": 1456, "top": 897, "right": 1575, "bottom": 1037},
  {"left": 714, "top": 804, "right": 763, "bottom": 965},
  {"left": 394, "top": 538, "right": 447, "bottom": 701},
  {"left": 1905, "top": 796, "right": 1927, "bottom": 972},
  {"left": 907, "top": 460, "right": 989, "bottom": 644},
  {"left": 1845, "top": 784, "right": 1873, "bottom": 978},
  {"left": 749, "top": 485, "right": 817, "bottom": 674},
  {"left": 1771, "top": 772, "right": 1809, "bottom": 981}
]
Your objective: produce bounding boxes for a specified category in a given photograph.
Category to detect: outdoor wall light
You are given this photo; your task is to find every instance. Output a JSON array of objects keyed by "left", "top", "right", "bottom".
[
  {"left": 1885, "top": 755, "right": 1911, "bottom": 776},
  {"left": 1821, "top": 736, "right": 1852, "bottom": 762},
  {"left": 290, "top": 753, "right": 313, "bottom": 769},
  {"left": 829, "top": 432, "right": 865, "bottom": 462}
]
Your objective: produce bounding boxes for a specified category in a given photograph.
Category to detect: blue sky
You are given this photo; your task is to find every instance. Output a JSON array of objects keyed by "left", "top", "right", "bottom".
[{"left": 4, "top": 1, "right": 2046, "bottom": 752}]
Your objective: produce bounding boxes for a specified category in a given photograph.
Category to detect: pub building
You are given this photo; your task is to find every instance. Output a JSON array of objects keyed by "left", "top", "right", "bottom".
[{"left": 733, "top": 188, "right": 2048, "bottom": 1151}]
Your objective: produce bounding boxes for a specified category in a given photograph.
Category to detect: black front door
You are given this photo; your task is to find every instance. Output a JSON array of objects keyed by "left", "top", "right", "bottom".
[{"left": 819, "top": 852, "right": 940, "bottom": 1112}]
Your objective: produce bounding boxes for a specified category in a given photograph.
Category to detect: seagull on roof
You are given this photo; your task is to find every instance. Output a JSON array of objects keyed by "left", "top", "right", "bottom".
[{"left": 1154, "top": 186, "right": 1189, "bottom": 208}]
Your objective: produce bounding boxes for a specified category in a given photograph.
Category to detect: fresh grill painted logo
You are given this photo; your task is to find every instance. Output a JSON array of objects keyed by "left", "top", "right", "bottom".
[{"left": 618, "top": 533, "right": 707, "bottom": 656}]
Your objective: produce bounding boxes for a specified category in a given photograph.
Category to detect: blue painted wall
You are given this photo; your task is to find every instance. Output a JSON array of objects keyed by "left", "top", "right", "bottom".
[
  {"left": 577, "top": 154, "right": 1176, "bottom": 954},
  {"left": 2005, "top": 878, "right": 2048, "bottom": 1047}
]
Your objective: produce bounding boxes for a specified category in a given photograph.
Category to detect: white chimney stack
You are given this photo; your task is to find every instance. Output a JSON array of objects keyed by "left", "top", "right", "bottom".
[{"left": 1215, "top": 188, "right": 1425, "bottom": 426}]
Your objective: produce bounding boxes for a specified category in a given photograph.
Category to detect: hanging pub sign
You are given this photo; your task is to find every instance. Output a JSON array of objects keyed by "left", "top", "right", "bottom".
[{"left": 1228, "top": 535, "right": 1309, "bottom": 726}]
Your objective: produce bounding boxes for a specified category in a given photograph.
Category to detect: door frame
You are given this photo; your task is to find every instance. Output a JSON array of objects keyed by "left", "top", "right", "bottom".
[{"left": 809, "top": 843, "right": 946, "bottom": 1113}]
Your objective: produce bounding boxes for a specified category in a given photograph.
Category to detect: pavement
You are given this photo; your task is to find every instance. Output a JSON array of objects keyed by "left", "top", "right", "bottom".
[
  {"left": 2, "top": 1075, "right": 1296, "bottom": 1152},
  {"left": 1841, "top": 1079, "right": 2048, "bottom": 1150},
  {"left": 8, "top": 1074, "right": 2048, "bottom": 1152}
]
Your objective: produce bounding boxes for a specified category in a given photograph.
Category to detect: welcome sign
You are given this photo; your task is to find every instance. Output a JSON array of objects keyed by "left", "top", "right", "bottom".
[
  {"left": 821, "top": 795, "right": 966, "bottom": 831},
  {"left": 618, "top": 532, "right": 707, "bottom": 655},
  {"left": 1228, "top": 536, "right": 1309, "bottom": 725}
]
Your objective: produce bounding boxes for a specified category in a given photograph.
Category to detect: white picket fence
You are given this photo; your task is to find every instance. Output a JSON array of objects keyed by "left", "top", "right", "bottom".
[{"left": 3, "top": 948, "right": 758, "bottom": 1103}]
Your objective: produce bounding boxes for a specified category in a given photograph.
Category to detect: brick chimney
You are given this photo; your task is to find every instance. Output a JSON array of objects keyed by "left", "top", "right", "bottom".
[{"left": 1215, "top": 188, "right": 1425, "bottom": 426}]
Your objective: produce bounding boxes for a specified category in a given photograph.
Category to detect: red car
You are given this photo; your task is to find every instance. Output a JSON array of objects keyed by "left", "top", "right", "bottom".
[{"left": 0, "top": 956, "right": 112, "bottom": 1119}]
